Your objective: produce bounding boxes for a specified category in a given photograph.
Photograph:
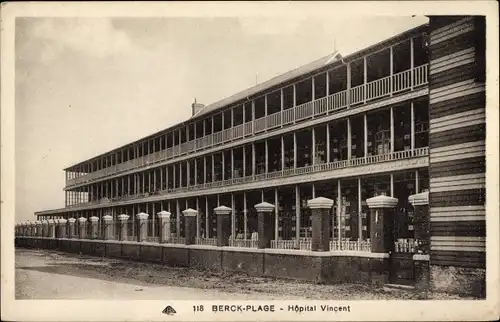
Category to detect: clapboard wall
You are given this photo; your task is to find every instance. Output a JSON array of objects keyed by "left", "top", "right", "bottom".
[{"left": 428, "top": 16, "right": 486, "bottom": 268}]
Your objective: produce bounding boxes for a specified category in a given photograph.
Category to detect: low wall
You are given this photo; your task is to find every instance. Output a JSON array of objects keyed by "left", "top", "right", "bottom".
[{"left": 15, "top": 237, "right": 390, "bottom": 286}]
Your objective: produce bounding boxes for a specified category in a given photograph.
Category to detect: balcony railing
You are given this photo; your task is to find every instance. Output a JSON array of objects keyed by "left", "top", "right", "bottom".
[
  {"left": 195, "top": 237, "right": 218, "bottom": 246},
  {"left": 66, "top": 65, "right": 428, "bottom": 187},
  {"left": 65, "top": 147, "right": 428, "bottom": 209},
  {"left": 229, "top": 239, "right": 259, "bottom": 248}
]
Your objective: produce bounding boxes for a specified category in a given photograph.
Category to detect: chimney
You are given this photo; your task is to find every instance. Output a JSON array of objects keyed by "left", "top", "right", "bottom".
[{"left": 191, "top": 98, "right": 205, "bottom": 116}]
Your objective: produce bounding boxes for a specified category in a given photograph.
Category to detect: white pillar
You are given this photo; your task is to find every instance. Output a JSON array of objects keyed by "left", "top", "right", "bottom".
[
  {"left": 326, "top": 124, "right": 330, "bottom": 163},
  {"left": 346, "top": 63, "right": 351, "bottom": 107},
  {"left": 281, "top": 136, "right": 285, "bottom": 170},
  {"left": 265, "top": 140, "right": 269, "bottom": 173},
  {"left": 390, "top": 45, "right": 394, "bottom": 94},
  {"left": 274, "top": 187, "right": 279, "bottom": 241},
  {"left": 293, "top": 132, "right": 297, "bottom": 168},
  {"left": 410, "top": 37, "right": 414, "bottom": 90},
  {"left": 358, "top": 178, "right": 363, "bottom": 241},
  {"left": 176, "top": 199, "right": 180, "bottom": 237},
  {"left": 205, "top": 197, "right": 209, "bottom": 238},
  {"left": 295, "top": 185, "right": 300, "bottom": 242},
  {"left": 363, "top": 56, "right": 367, "bottom": 103},
  {"left": 243, "top": 191, "right": 248, "bottom": 240},
  {"left": 411, "top": 102, "right": 415, "bottom": 150},
  {"left": 347, "top": 118, "right": 352, "bottom": 159},
  {"left": 364, "top": 114, "right": 368, "bottom": 157},
  {"left": 231, "top": 193, "right": 235, "bottom": 238},
  {"left": 337, "top": 180, "right": 342, "bottom": 244},
  {"left": 390, "top": 174, "right": 394, "bottom": 197},
  {"left": 312, "top": 128, "right": 316, "bottom": 165},
  {"left": 390, "top": 107, "right": 394, "bottom": 153},
  {"left": 252, "top": 143, "right": 256, "bottom": 175},
  {"left": 415, "top": 170, "right": 419, "bottom": 193}
]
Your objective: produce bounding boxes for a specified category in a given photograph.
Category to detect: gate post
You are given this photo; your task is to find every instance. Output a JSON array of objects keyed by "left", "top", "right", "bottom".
[
  {"left": 182, "top": 208, "right": 198, "bottom": 245},
  {"left": 57, "top": 219, "right": 68, "bottom": 238},
  {"left": 117, "top": 214, "right": 130, "bottom": 241},
  {"left": 89, "top": 216, "right": 100, "bottom": 239},
  {"left": 67, "top": 218, "right": 76, "bottom": 238},
  {"left": 102, "top": 215, "right": 114, "bottom": 240},
  {"left": 307, "top": 197, "right": 334, "bottom": 251},
  {"left": 136, "top": 212, "right": 149, "bottom": 242},
  {"left": 366, "top": 194, "right": 398, "bottom": 285},
  {"left": 157, "top": 211, "right": 172, "bottom": 243},
  {"left": 36, "top": 220, "right": 43, "bottom": 237},
  {"left": 409, "top": 191, "right": 430, "bottom": 292},
  {"left": 78, "top": 217, "right": 87, "bottom": 239},
  {"left": 41, "top": 220, "right": 49, "bottom": 237},
  {"left": 47, "top": 219, "right": 56, "bottom": 238},
  {"left": 255, "top": 202, "right": 275, "bottom": 249},
  {"left": 214, "top": 205, "right": 231, "bottom": 247}
]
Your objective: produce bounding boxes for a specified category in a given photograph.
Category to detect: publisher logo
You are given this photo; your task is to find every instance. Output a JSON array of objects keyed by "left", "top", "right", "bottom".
[{"left": 162, "top": 306, "right": 177, "bottom": 315}]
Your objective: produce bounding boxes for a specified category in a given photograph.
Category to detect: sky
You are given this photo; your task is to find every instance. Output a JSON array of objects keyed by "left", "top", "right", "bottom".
[{"left": 15, "top": 15, "right": 428, "bottom": 223}]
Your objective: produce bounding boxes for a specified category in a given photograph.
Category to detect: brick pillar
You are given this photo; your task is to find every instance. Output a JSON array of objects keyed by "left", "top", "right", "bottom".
[
  {"left": 117, "top": 214, "right": 130, "bottom": 241},
  {"left": 78, "top": 217, "right": 87, "bottom": 239},
  {"left": 67, "top": 218, "right": 76, "bottom": 238},
  {"left": 89, "top": 216, "right": 99, "bottom": 239},
  {"left": 27, "top": 222, "right": 34, "bottom": 236},
  {"left": 47, "top": 219, "right": 56, "bottom": 238},
  {"left": 214, "top": 205, "right": 231, "bottom": 247},
  {"left": 36, "top": 221, "right": 43, "bottom": 237},
  {"left": 366, "top": 194, "right": 398, "bottom": 253},
  {"left": 102, "top": 215, "right": 114, "bottom": 240},
  {"left": 57, "top": 219, "right": 67, "bottom": 238},
  {"left": 307, "top": 197, "right": 334, "bottom": 252},
  {"left": 182, "top": 208, "right": 197, "bottom": 245},
  {"left": 41, "top": 220, "right": 49, "bottom": 237},
  {"left": 254, "top": 202, "right": 274, "bottom": 249},
  {"left": 157, "top": 211, "right": 172, "bottom": 243},
  {"left": 136, "top": 212, "right": 149, "bottom": 242},
  {"left": 409, "top": 191, "right": 430, "bottom": 292}
]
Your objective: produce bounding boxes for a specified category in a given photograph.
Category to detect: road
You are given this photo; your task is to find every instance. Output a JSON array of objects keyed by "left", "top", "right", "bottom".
[{"left": 15, "top": 248, "right": 290, "bottom": 300}]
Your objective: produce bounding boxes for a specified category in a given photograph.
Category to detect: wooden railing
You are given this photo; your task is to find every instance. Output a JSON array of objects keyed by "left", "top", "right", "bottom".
[
  {"left": 65, "top": 147, "right": 428, "bottom": 208},
  {"left": 66, "top": 65, "right": 428, "bottom": 187},
  {"left": 229, "top": 239, "right": 259, "bottom": 248},
  {"left": 195, "top": 237, "right": 218, "bottom": 246}
]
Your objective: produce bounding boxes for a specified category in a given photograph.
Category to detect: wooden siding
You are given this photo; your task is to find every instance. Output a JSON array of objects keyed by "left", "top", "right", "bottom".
[{"left": 428, "top": 16, "right": 486, "bottom": 268}]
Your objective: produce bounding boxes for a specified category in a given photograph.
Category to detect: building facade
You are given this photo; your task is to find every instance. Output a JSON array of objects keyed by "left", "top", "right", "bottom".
[{"left": 24, "top": 16, "right": 485, "bottom": 294}]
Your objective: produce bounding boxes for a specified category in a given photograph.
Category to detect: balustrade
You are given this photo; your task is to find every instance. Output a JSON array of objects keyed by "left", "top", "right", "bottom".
[{"left": 66, "top": 65, "right": 428, "bottom": 187}]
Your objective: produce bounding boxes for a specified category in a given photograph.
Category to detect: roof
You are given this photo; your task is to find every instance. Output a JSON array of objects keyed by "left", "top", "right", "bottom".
[{"left": 64, "top": 22, "right": 428, "bottom": 171}]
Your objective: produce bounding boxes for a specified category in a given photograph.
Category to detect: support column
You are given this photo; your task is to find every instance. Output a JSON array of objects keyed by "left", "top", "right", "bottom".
[
  {"left": 157, "top": 211, "right": 172, "bottom": 243},
  {"left": 231, "top": 193, "right": 236, "bottom": 238},
  {"left": 265, "top": 140, "right": 269, "bottom": 173},
  {"left": 214, "top": 205, "right": 231, "bottom": 247},
  {"left": 308, "top": 197, "right": 334, "bottom": 251},
  {"left": 364, "top": 114, "right": 368, "bottom": 157},
  {"left": 347, "top": 118, "right": 352, "bottom": 159},
  {"left": 57, "top": 219, "right": 67, "bottom": 238},
  {"left": 390, "top": 107, "right": 394, "bottom": 153},
  {"left": 176, "top": 200, "right": 181, "bottom": 237},
  {"left": 274, "top": 188, "right": 279, "bottom": 241},
  {"left": 252, "top": 143, "right": 256, "bottom": 175},
  {"left": 293, "top": 132, "right": 297, "bottom": 169},
  {"left": 358, "top": 178, "right": 363, "bottom": 241},
  {"left": 243, "top": 192, "right": 248, "bottom": 239},
  {"left": 411, "top": 102, "right": 415, "bottom": 150},
  {"left": 336, "top": 180, "right": 342, "bottom": 244},
  {"left": 409, "top": 191, "right": 430, "bottom": 292},
  {"left": 136, "top": 212, "right": 149, "bottom": 242},
  {"left": 117, "top": 214, "right": 130, "bottom": 241},
  {"left": 89, "top": 216, "right": 99, "bottom": 239},
  {"left": 295, "top": 185, "right": 300, "bottom": 243},
  {"left": 102, "top": 215, "right": 113, "bottom": 240},
  {"left": 326, "top": 124, "right": 330, "bottom": 163},
  {"left": 182, "top": 208, "right": 197, "bottom": 245},
  {"left": 281, "top": 136, "right": 285, "bottom": 171},
  {"left": 78, "top": 217, "right": 87, "bottom": 239},
  {"left": 312, "top": 127, "right": 316, "bottom": 165},
  {"left": 67, "top": 218, "right": 76, "bottom": 238},
  {"left": 255, "top": 202, "right": 274, "bottom": 249}
]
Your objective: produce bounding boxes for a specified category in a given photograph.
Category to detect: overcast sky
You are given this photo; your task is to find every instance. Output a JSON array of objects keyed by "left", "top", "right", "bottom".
[{"left": 15, "top": 15, "right": 428, "bottom": 222}]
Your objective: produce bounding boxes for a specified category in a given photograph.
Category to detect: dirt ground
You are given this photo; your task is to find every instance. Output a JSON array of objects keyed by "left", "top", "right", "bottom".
[{"left": 15, "top": 248, "right": 477, "bottom": 300}]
